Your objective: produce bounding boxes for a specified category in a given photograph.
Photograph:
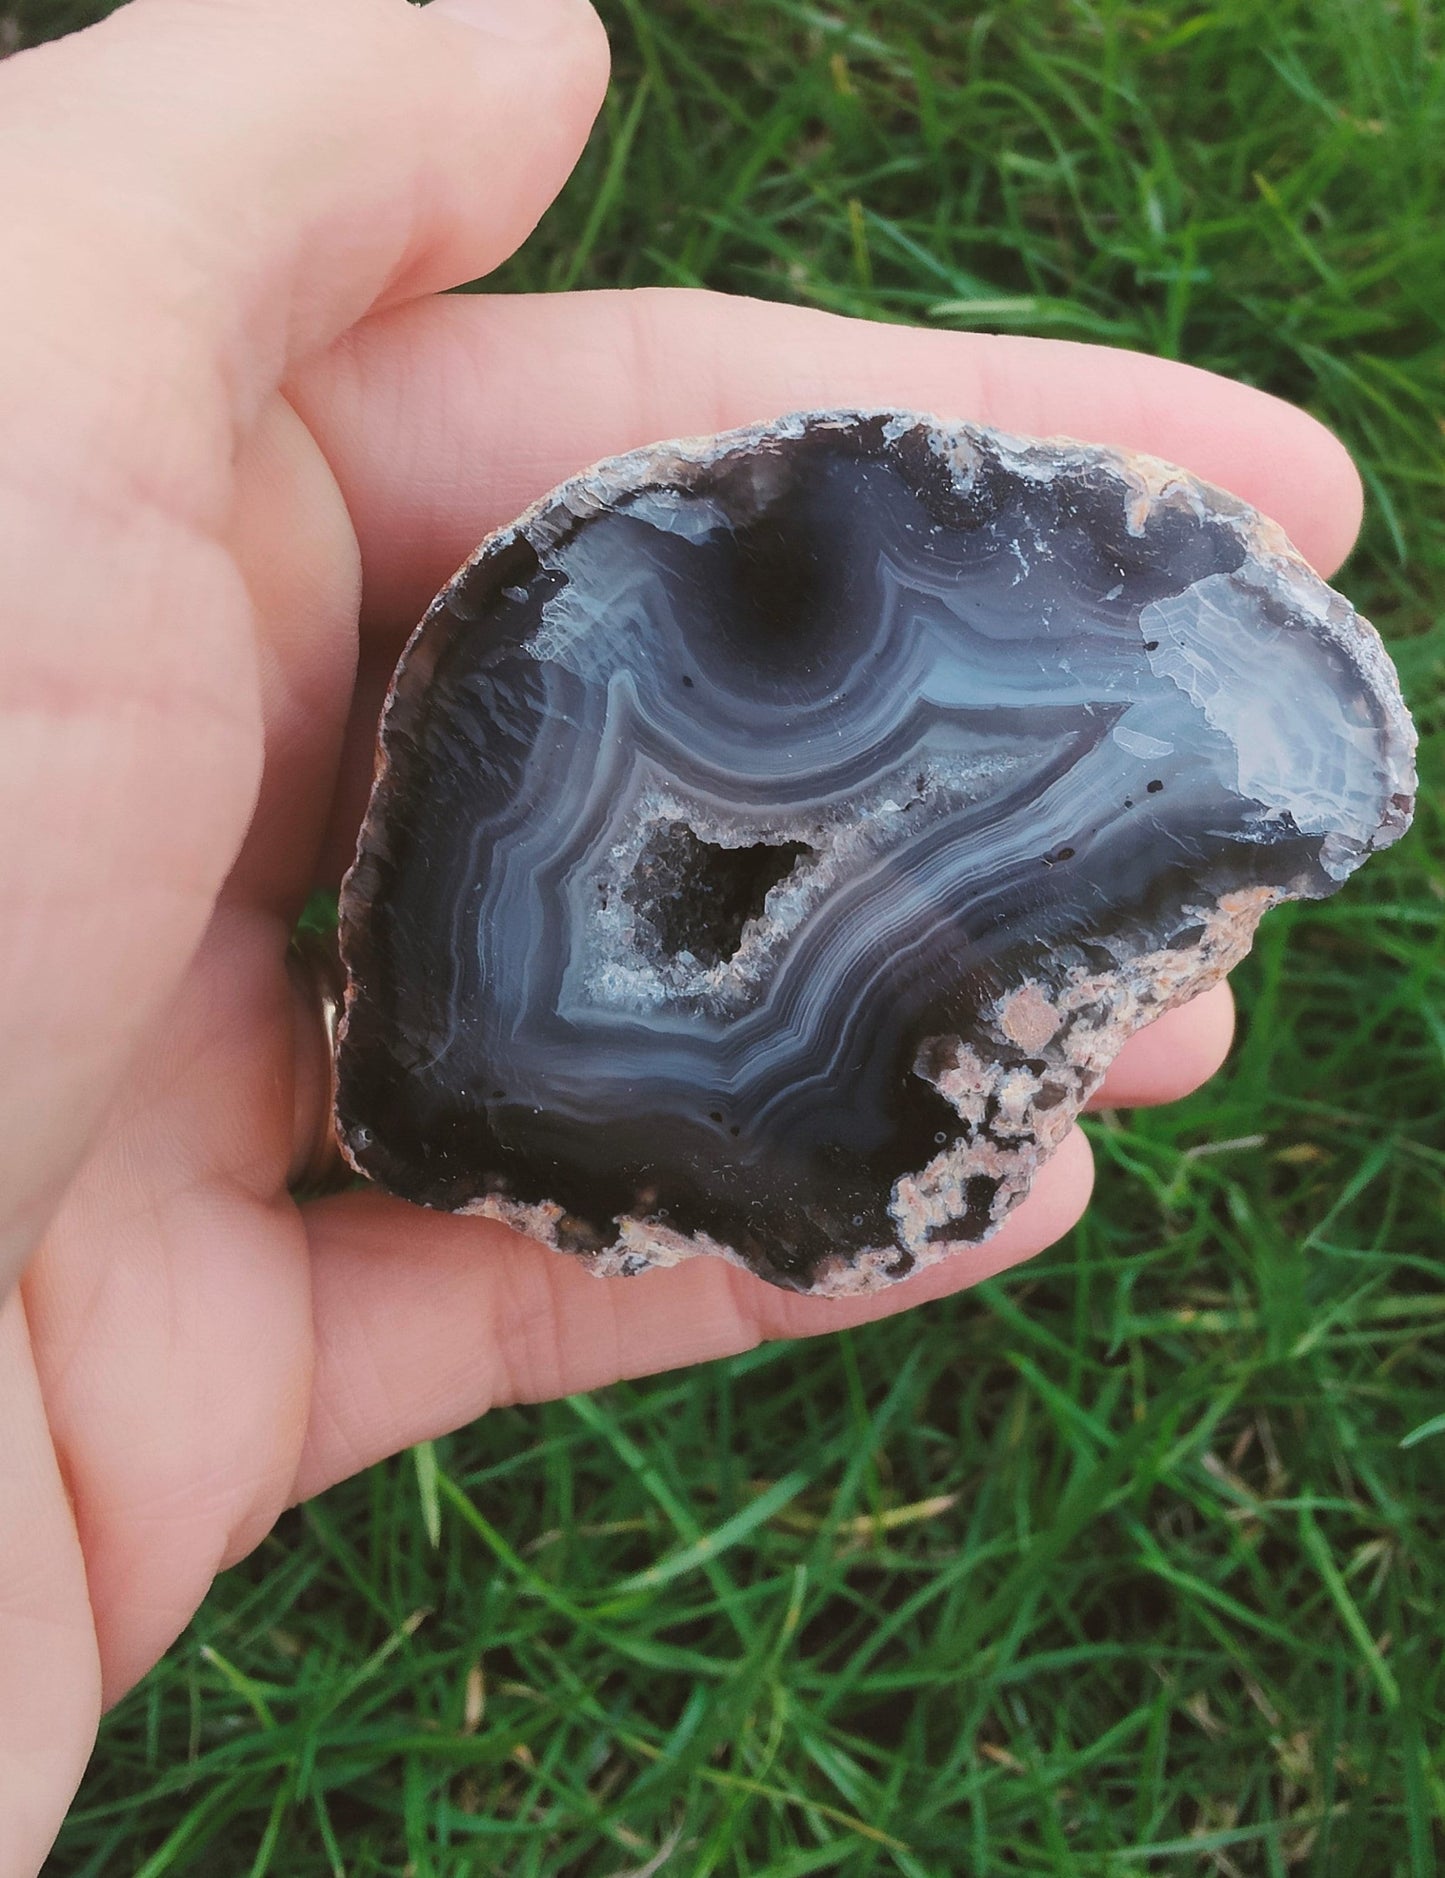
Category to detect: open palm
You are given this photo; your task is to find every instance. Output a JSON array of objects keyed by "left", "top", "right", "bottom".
[{"left": 0, "top": 2, "right": 1365, "bottom": 1869}]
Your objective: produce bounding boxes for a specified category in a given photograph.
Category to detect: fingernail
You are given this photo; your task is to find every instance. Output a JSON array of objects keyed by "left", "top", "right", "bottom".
[{"left": 426, "top": 0, "right": 596, "bottom": 40}]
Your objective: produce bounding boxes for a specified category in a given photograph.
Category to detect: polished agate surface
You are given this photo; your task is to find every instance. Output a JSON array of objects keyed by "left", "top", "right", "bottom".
[{"left": 336, "top": 412, "right": 1415, "bottom": 1295}]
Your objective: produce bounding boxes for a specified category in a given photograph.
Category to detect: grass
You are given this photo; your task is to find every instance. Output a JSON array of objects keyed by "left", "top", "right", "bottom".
[{"left": 12, "top": 0, "right": 1445, "bottom": 1870}]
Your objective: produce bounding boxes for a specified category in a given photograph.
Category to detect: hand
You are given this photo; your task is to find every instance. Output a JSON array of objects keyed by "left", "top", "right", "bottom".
[{"left": 0, "top": 0, "right": 1363, "bottom": 1866}]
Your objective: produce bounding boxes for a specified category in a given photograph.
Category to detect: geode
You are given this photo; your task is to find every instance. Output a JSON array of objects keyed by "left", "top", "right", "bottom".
[{"left": 335, "top": 411, "right": 1415, "bottom": 1295}]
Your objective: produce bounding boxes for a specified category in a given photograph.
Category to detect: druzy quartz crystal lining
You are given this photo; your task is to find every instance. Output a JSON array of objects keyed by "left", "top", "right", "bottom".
[{"left": 335, "top": 411, "right": 1416, "bottom": 1296}]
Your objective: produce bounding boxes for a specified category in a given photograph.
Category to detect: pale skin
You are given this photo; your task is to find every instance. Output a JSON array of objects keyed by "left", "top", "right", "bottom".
[{"left": 0, "top": 0, "right": 1367, "bottom": 1867}]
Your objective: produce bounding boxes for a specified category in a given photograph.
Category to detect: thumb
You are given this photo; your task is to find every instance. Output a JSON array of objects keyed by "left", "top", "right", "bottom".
[
  {"left": 0, "top": 0, "right": 609, "bottom": 1292},
  {"left": 1, "top": 0, "right": 610, "bottom": 514}
]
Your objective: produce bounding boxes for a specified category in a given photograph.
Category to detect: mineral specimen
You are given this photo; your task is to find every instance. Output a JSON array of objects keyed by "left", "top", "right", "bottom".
[{"left": 335, "top": 411, "right": 1415, "bottom": 1295}]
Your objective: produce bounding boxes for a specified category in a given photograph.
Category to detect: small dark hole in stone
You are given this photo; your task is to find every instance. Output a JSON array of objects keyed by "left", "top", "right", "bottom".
[
  {"left": 1124, "top": 797, "right": 1134, "bottom": 809},
  {"left": 681, "top": 674, "right": 694, "bottom": 688},
  {"left": 1147, "top": 778, "right": 1165, "bottom": 794},
  {"left": 730, "top": 1124, "right": 741, "bottom": 1138},
  {"left": 708, "top": 1110, "right": 723, "bottom": 1124},
  {"left": 1143, "top": 639, "right": 1160, "bottom": 651},
  {"left": 626, "top": 821, "right": 812, "bottom": 968},
  {"left": 1056, "top": 845, "right": 1075, "bottom": 862}
]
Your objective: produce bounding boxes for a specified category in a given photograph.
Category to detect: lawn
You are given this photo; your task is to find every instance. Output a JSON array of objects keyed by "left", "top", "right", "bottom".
[{"left": 18, "top": 0, "right": 1445, "bottom": 1872}]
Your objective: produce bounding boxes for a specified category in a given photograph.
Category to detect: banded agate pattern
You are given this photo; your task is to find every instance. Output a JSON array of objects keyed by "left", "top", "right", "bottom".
[{"left": 336, "top": 412, "right": 1415, "bottom": 1294}]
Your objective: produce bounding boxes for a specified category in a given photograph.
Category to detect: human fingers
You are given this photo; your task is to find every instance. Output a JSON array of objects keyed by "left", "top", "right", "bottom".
[
  {"left": 0, "top": 1292, "right": 99, "bottom": 1878},
  {"left": 293, "top": 1128, "right": 1094, "bottom": 1501},
  {"left": 1087, "top": 981, "right": 1236, "bottom": 1111},
  {"left": 21, "top": 901, "right": 315, "bottom": 1707},
  {"left": 291, "top": 287, "right": 1364, "bottom": 643},
  {"left": 0, "top": 0, "right": 608, "bottom": 1295}
]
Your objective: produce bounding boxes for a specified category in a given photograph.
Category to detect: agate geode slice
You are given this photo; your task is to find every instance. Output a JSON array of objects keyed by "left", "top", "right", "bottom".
[{"left": 336, "top": 411, "right": 1415, "bottom": 1295}]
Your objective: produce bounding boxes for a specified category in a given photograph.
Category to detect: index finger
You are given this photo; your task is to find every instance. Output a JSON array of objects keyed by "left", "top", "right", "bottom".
[{"left": 291, "top": 286, "right": 1364, "bottom": 633}]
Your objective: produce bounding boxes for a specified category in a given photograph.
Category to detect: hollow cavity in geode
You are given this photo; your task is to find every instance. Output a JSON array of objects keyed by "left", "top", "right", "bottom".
[{"left": 335, "top": 410, "right": 1416, "bottom": 1296}]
